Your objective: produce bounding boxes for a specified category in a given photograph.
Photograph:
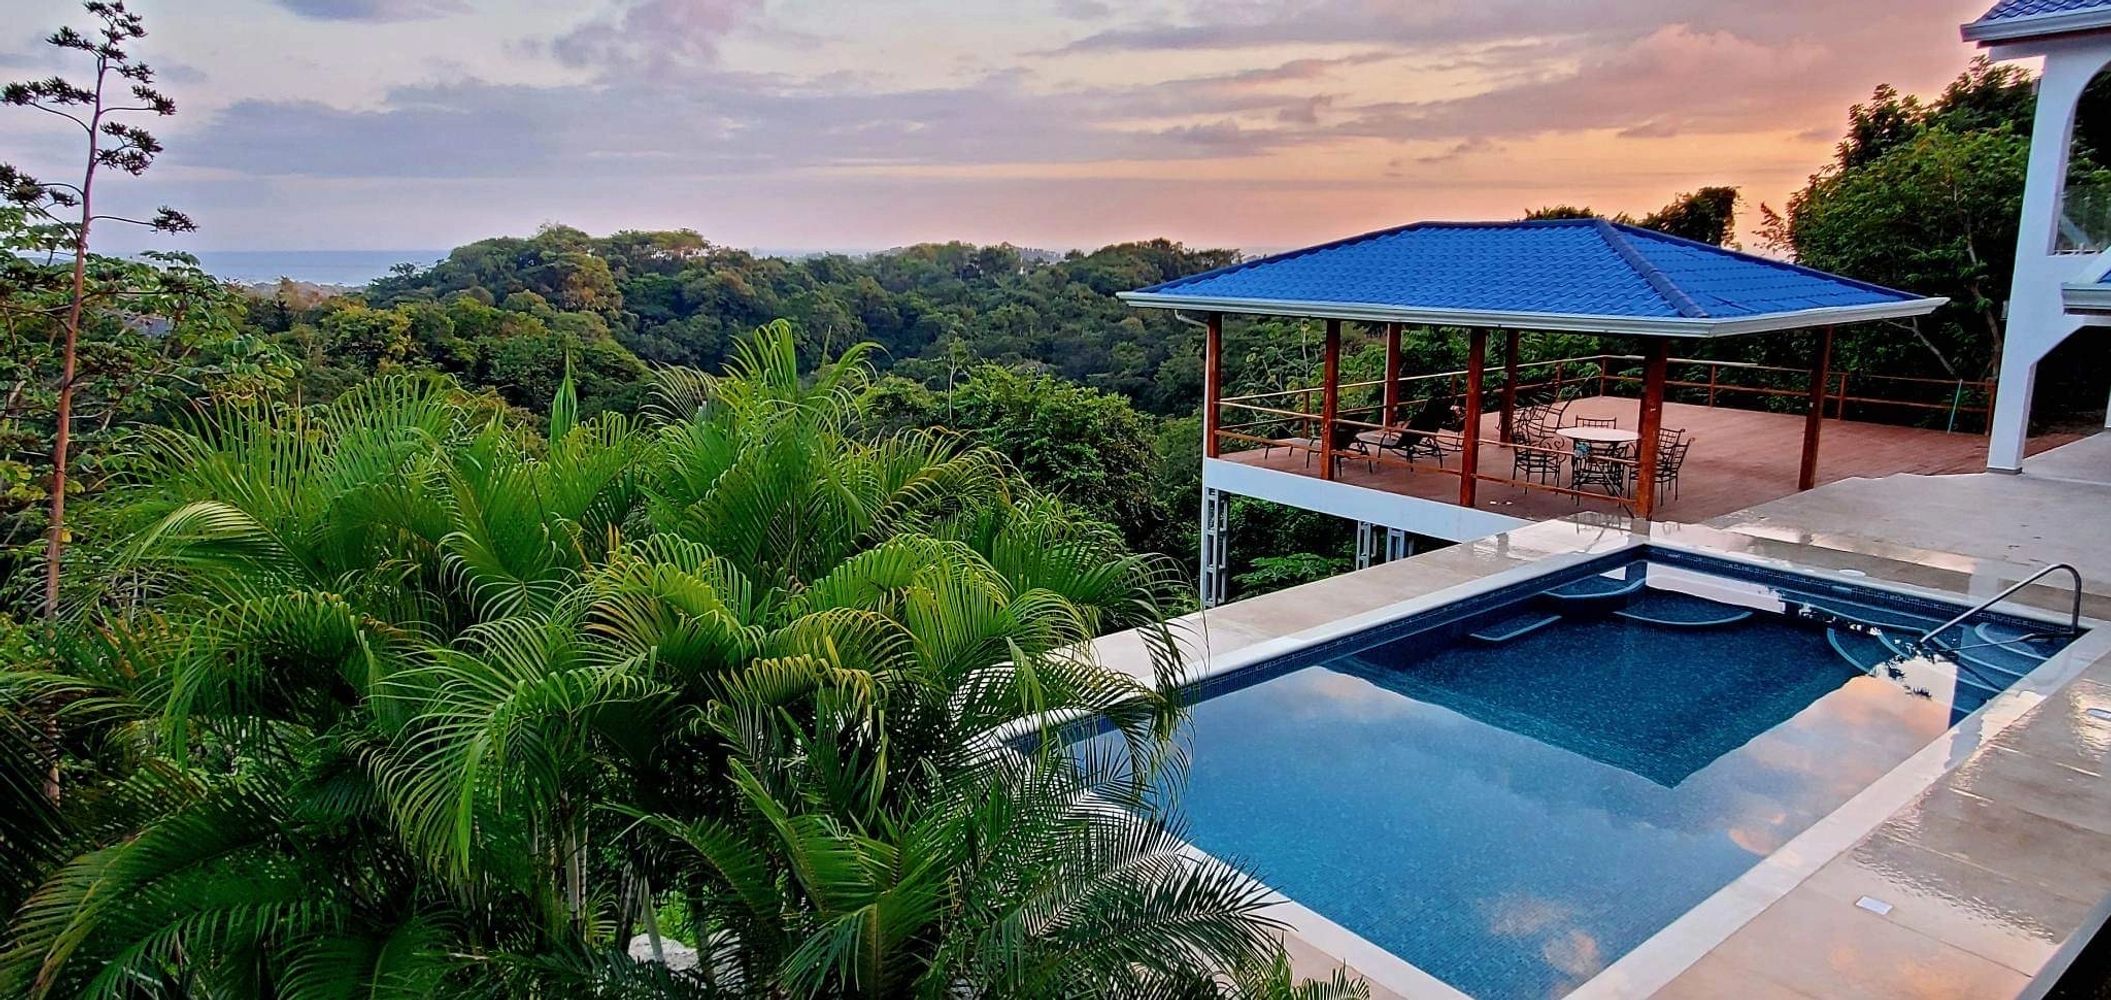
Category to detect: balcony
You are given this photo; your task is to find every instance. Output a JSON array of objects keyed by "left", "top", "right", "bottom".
[{"left": 1210, "top": 354, "right": 2055, "bottom": 525}]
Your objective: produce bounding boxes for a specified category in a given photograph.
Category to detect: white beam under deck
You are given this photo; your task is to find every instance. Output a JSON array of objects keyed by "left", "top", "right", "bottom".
[{"left": 1203, "top": 457, "right": 1529, "bottom": 543}]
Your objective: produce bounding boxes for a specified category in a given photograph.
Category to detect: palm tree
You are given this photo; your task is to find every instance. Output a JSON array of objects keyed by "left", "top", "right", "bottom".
[{"left": 5, "top": 322, "right": 1333, "bottom": 998}]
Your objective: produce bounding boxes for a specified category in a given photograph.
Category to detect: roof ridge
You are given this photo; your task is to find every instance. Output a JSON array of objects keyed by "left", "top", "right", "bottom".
[
  {"left": 1608, "top": 221, "right": 1920, "bottom": 300},
  {"left": 1594, "top": 219, "right": 1709, "bottom": 319}
]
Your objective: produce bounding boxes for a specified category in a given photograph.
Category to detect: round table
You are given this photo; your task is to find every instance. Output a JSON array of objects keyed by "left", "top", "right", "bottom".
[
  {"left": 1554, "top": 426, "right": 1639, "bottom": 496},
  {"left": 1553, "top": 426, "right": 1639, "bottom": 449}
]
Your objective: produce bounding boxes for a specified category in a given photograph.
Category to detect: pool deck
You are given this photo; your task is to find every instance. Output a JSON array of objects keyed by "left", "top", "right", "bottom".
[
  {"left": 1092, "top": 432, "right": 2111, "bottom": 998},
  {"left": 1217, "top": 396, "right": 2079, "bottom": 526}
]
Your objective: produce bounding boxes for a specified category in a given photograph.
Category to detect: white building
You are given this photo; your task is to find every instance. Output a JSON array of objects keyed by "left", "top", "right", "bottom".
[{"left": 1968, "top": 0, "right": 2111, "bottom": 470}]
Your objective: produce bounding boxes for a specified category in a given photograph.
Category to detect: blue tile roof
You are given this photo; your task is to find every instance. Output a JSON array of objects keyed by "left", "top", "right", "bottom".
[
  {"left": 1122, "top": 220, "right": 1936, "bottom": 335},
  {"left": 1975, "top": 0, "right": 2111, "bottom": 23},
  {"left": 1964, "top": 0, "right": 2111, "bottom": 40}
]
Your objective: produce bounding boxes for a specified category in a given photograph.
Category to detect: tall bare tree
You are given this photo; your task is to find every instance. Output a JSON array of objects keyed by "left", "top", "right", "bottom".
[{"left": 2, "top": 0, "right": 192, "bottom": 620}]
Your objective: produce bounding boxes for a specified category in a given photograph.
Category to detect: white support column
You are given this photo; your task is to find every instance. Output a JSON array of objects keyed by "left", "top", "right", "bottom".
[
  {"left": 1989, "top": 42, "right": 2110, "bottom": 471},
  {"left": 1199, "top": 487, "right": 1228, "bottom": 608},
  {"left": 1385, "top": 527, "right": 1409, "bottom": 563},
  {"left": 1354, "top": 521, "right": 1376, "bottom": 570}
]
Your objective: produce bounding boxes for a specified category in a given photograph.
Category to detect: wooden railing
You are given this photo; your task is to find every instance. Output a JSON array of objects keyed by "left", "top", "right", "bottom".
[
  {"left": 1211, "top": 353, "right": 1994, "bottom": 511},
  {"left": 1594, "top": 356, "right": 1995, "bottom": 431}
]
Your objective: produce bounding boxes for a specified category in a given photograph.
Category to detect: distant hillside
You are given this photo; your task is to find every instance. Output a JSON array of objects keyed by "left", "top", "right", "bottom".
[{"left": 359, "top": 225, "right": 1239, "bottom": 415}]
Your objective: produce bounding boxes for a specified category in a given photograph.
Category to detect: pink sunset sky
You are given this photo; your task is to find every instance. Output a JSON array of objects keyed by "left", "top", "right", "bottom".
[{"left": 3, "top": 0, "right": 2012, "bottom": 254}]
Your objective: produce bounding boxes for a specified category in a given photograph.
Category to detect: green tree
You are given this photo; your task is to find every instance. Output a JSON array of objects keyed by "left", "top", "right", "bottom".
[
  {"left": 3, "top": 324, "right": 1309, "bottom": 998},
  {"left": 1637, "top": 186, "right": 1739, "bottom": 246},
  {"left": 929, "top": 366, "right": 1167, "bottom": 550},
  {"left": 1766, "top": 127, "right": 2028, "bottom": 377},
  {"left": 2, "top": 0, "right": 194, "bottom": 617}
]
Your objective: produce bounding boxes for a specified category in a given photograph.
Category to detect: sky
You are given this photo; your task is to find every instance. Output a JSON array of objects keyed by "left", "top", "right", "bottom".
[{"left": 2, "top": 0, "right": 2013, "bottom": 255}]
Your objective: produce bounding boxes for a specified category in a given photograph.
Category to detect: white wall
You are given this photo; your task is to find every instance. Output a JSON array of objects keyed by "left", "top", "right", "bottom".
[
  {"left": 1989, "top": 36, "right": 2111, "bottom": 470},
  {"left": 1201, "top": 458, "right": 1529, "bottom": 541}
]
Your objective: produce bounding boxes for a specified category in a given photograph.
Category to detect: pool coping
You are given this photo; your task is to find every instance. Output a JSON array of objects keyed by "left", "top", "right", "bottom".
[{"left": 1083, "top": 522, "right": 2111, "bottom": 998}]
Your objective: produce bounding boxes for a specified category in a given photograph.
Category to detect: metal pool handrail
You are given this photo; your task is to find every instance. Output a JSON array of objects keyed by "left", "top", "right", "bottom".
[{"left": 1919, "top": 563, "right": 2085, "bottom": 646}]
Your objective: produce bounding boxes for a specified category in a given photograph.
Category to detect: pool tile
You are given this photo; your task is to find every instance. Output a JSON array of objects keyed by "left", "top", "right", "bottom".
[
  {"left": 1879, "top": 784, "right": 2111, "bottom": 906},
  {"left": 1705, "top": 888, "right": 2031, "bottom": 999},
  {"left": 1799, "top": 830, "right": 2086, "bottom": 974},
  {"left": 1652, "top": 952, "right": 1818, "bottom": 999},
  {"left": 1953, "top": 745, "right": 2111, "bottom": 836},
  {"left": 1983, "top": 677, "right": 2111, "bottom": 775}
]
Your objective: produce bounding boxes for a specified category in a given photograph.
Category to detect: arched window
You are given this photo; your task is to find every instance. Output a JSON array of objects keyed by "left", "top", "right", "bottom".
[{"left": 2057, "top": 66, "right": 2111, "bottom": 253}]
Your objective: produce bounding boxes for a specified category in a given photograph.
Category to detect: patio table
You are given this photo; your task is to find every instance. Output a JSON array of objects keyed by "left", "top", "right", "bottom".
[
  {"left": 1554, "top": 425, "right": 1638, "bottom": 451},
  {"left": 1556, "top": 425, "right": 1638, "bottom": 497}
]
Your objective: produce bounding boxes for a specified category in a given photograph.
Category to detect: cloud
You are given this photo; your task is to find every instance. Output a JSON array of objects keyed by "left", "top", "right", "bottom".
[
  {"left": 272, "top": 0, "right": 466, "bottom": 22},
  {"left": 1415, "top": 137, "right": 1500, "bottom": 165},
  {"left": 549, "top": 0, "right": 765, "bottom": 74},
  {"left": 1062, "top": 0, "right": 1940, "bottom": 54},
  {"left": 1333, "top": 25, "right": 1869, "bottom": 144},
  {"left": 1054, "top": 0, "right": 1113, "bottom": 18},
  {"left": 178, "top": 49, "right": 1370, "bottom": 182},
  {"left": 129, "top": 0, "right": 1993, "bottom": 251}
]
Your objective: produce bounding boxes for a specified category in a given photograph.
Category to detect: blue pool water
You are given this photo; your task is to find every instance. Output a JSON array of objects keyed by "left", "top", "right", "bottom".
[{"left": 1085, "top": 553, "right": 2081, "bottom": 999}]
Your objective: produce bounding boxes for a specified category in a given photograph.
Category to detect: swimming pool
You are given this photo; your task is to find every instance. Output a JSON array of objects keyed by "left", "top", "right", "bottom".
[{"left": 1079, "top": 549, "right": 2084, "bottom": 999}]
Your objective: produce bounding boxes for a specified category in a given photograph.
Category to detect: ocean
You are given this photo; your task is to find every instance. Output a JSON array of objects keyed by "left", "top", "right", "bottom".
[{"left": 183, "top": 250, "right": 450, "bottom": 287}]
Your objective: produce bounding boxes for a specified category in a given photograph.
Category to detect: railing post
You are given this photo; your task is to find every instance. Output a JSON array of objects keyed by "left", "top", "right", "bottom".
[
  {"left": 1834, "top": 370, "right": 1850, "bottom": 421},
  {"left": 1459, "top": 329, "right": 1486, "bottom": 507},
  {"left": 1203, "top": 313, "right": 1222, "bottom": 458},
  {"left": 1706, "top": 363, "right": 1718, "bottom": 408},
  {"left": 1320, "top": 319, "right": 1342, "bottom": 481}
]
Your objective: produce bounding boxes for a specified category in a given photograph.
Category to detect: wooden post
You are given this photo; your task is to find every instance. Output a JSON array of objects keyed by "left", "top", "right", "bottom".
[
  {"left": 1320, "top": 319, "right": 1342, "bottom": 481},
  {"left": 1634, "top": 339, "right": 1670, "bottom": 520},
  {"left": 1459, "top": 329, "right": 1486, "bottom": 507},
  {"left": 1202, "top": 313, "right": 1223, "bottom": 459},
  {"left": 1800, "top": 326, "right": 1834, "bottom": 491},
  {"left": 1381, "top": 322, "right": 1402, "bottom": 427},
  {"left": 1499, "top": 329, "right": 1520, "bottom": 443}
]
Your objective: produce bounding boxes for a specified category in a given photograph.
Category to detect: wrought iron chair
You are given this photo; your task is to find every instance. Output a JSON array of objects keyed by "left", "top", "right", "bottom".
[
  {"left": 1630, "top": 438, "right": 1694, "bottom": 500},
  {"left": 1571, "top": 450, "right": 1628, "bottom": 501},
  {"left": 1570, "top": 415, "right": 1618, "bottom": 430},
  {"left": 1510, "top": 403, "right": 1568, "bottom": 485}
]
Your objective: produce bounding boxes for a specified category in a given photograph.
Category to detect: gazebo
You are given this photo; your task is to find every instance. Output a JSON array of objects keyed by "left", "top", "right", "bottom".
[{"left": 1119, "top": 218, "right": 1947, "bottom": 604}]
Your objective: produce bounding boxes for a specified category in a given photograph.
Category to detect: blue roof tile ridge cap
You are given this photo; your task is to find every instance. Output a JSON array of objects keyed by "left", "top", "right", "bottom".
[
  {"left": 1608, "top": 221, "right": 1922, "bottom": 302},
  {"left": 1136, "top": 220, "right": 1434, "bottom": 294},
  {"left": 1594, "top": 218, "right": 1709, "bottom": 319}
]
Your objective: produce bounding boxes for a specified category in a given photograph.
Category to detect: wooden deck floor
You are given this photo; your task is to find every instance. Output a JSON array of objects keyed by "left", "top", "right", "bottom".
[{"left": 1220, "top": 396, "right": 2079, "bottom": 525}]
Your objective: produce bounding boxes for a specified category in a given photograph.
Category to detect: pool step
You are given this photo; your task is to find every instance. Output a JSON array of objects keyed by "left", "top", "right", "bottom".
[
  {"left": 1469, "top": 611, "right": 1563, "bottom": 644},
  {"left": 1614, "top": 591, "right": 1754, "bottom": 628},
  {"left": 1781, "top": 589, "right": 1944, "bottom": 634},
  {"left": 1540, "top": 574, "right": 1645, "bottom": 610},
  {"left": 1826, "top": 627, "right": 1896, "bottom": 674},
  {"left": 1975, "top": 621, "right": 2059, "bottom": 660},
  {"left": 1827, "top": 626, "right": 2005, "bottom": 699}
]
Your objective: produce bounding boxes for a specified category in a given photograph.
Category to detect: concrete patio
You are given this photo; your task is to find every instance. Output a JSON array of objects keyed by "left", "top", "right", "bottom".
[{"left": 1094, "top": 432, "right": 2111, "bottom": 998}]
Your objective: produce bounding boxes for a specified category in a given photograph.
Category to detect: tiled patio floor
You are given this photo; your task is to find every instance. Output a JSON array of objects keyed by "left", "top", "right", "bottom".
[
  {"left": 1094, "top": 433, "right": 2111, "bottom": 998},
  {"left": 1220, "top": 396, "right": 2078, "bottom": 525}
]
